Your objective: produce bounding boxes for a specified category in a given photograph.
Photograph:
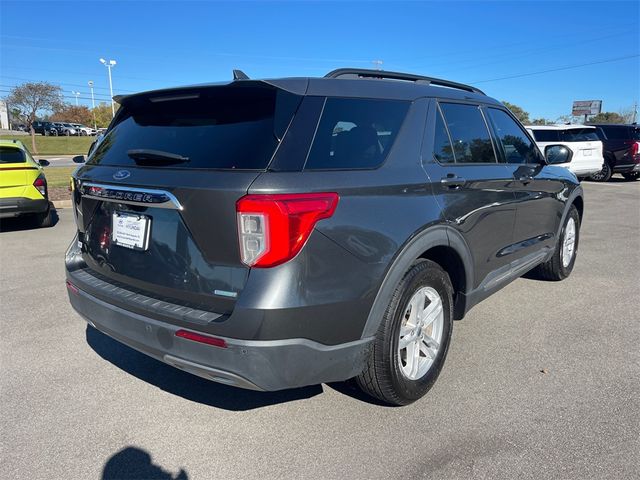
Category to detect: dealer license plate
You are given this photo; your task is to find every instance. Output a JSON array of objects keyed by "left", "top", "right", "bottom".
[{"left": 112, "top": 212, "right": 151, "bottom": 251}]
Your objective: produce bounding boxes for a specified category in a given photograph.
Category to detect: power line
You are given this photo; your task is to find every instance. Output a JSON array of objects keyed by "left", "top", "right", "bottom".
[
  {"left": 471, "top": 54, "right": 640, "bottom": 84},
  {"left": 0, "top": 74, "right": 136, "bottom": 92}
]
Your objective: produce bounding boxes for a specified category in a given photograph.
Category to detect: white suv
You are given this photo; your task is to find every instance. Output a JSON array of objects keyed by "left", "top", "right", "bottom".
[{"left": 526, "top": 125, "right": 604, "bottom": 178}]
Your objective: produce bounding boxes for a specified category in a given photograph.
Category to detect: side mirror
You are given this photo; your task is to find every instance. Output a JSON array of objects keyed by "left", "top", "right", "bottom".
[
  {"left": 72, "top": 155, "right": 86, "bottom": 164},
  {"left": 545, "top": 145, "right": 573, "bottom": 165},
  {"left": 38, "top": 159, "right": 50, "bottom": 167}
]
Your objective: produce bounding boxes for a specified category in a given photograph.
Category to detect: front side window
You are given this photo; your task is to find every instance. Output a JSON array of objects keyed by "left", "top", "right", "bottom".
[
  {"left": 304, "top": 98, "right": 409, "bottom": 170},
  {"left": 439, "top": 103, "right": 496, "bottom": 164},
  {"left": 487, "top": 108, "right": 540, "bottom": 164}
]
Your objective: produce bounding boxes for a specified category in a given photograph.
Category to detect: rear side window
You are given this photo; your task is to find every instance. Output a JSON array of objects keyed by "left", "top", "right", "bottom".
[
  {"left": 0, "top": 147, "right": 26, "bottom": 164},
  {"left": 304, "top": 98, "right": 409, "bottom": 170},
  {"left": 88, "top": 85, "right": 301, "bottom": 170},
  {"left": 531, "top": 130, "right": 560, "bottom": 142},
  {"left": 487, "top": 108, "right": 540, "bottom": 164},
  {"left": 432, "top": 106, "right": 455, "bottom": 164},
  {"left": 560, "top": 128, "right": 600, "bottom": 142},
  {"left": 439, "top": 103, "right": 496, "bottom": 163}
]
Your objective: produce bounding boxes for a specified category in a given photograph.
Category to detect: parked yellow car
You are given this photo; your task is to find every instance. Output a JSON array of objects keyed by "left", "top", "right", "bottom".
[{"left": 0, "top": 139, "right": 52, "bottom": 227}]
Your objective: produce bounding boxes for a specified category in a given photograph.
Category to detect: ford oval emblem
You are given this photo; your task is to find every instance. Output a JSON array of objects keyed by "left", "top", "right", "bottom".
[{"left": 113, "top": 170, "right": 131, "bottom": 180}]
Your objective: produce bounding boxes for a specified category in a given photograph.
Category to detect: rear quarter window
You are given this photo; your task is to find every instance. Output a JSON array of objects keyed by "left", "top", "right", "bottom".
[
  {"left": 304, "top": 98, "right": 409, "bottom": 170},
  {"left": 0, "top": 147, "right": 26, "bottom": 164},
  {"left": 531, "top": 130, "right": 560, "bottom": 142}
]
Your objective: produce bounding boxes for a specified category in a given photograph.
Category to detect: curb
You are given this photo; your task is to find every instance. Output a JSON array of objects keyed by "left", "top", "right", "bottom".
[{"left": 53, "top": 200, "right": 72, "bottom": 209}]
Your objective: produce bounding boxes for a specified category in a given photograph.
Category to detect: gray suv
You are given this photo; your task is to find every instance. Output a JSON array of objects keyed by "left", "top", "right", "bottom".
[{"left": 66, "top": 69, "right": 583, "bottom": 405}]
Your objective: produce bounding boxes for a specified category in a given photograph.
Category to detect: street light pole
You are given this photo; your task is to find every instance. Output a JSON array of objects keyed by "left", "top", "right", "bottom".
[
  {"left": 99, "top": 58, "right": 117, "bottom": 118},
  {"left": 71, "top": 91, "right": 80, "bottom": 106},
  {"left": 88, "top": 80, "right": 97, "bottom": 130}
]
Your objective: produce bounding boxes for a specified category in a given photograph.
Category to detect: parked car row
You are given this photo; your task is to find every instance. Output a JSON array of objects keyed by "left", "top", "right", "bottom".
[
  {"left": 30, "top": 121, "right": 98, "bottom": 136},
  {"left": 525, "top": 123, "right": 639, "bottom": 182}
]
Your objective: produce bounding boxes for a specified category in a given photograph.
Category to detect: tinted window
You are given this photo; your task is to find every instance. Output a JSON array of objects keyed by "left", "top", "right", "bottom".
[
  {"left": 433, "top": 107, "right": 455, "bottom": 164},
  {"left": 0, "top": 147, "right": 26, "bottom": 164},
  {"left": 305, "top": 98, "right": 409, "bottom": 170},
  {"left": 89, "top": 86, "right": 301, "bottom": 170},
  {"left": 560, "top": 128, "right": 600, "bottom": 142},
  {"left": 632, "top": 128, "right": 640, "bottom": 141},
  {"left": 598, "top": 126, "right": 629, "bottom": 140},
  {"left": 439, "top": 103, "right": 496, "bottom": 163},
  {"left": 488, "top": 109, "right": 540, "bottom": 164},
  {"left": 531, "top": 129, "right": 560, "bottom": 142}
]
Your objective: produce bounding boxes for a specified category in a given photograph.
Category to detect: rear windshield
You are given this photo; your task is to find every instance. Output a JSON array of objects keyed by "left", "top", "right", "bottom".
[
  {"left": 560, "top": 128, "right": 599, "bottom": 142},
  {"left": 0, "top": 147, "right": 26, "bottom": 164},
  {"left": 532, "top": 128, "right": 599, "bottom": 142},
  {"left": 304, "top": 98, "right": 409, "bottom": 170},
  {"left": 88, "top": 85, "right": 301, "bottom": 170}
]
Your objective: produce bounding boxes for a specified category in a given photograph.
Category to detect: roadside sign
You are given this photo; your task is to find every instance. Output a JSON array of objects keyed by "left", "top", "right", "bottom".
[{"left": 572, "top": 100, "right": 602, "bottom": 116}]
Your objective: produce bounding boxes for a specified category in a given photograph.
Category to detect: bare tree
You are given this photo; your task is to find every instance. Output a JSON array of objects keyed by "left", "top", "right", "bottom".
[{"left": 6, "top": 82, "right": 63, "bottom": 153}]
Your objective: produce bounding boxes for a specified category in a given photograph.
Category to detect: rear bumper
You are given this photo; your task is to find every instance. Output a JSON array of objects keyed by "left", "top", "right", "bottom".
[
  {"left": 67, "top": 281, "right": 372, "bottom": 391},
  {"left": 0, "top": 197, "right": 48, "bottom": 219},
  {"left": 613, "top": 162, "right": 640, "bottom": 173}
]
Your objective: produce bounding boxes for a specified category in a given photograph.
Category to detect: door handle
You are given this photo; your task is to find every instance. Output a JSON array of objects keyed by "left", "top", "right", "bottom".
[{"left": 440, "top": 174, "right": 466, "bottom": 189}]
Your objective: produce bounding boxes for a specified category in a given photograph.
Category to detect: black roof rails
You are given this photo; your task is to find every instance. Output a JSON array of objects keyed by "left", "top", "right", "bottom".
[{"left": 324, "top": 68, "right": 484, "bottom": 95}]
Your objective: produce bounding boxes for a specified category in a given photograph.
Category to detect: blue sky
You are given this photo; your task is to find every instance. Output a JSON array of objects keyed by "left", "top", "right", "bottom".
[{"left": 1, "top": 0, "right": 638, "bottom": 120}]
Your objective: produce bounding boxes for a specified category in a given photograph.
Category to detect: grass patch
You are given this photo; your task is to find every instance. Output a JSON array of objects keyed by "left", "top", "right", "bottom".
[
  {"left": 43, "top": 166, "right": 77, "bottom": 188},
  {"left": 0, "top": 134, "right": 93, "bottom": 155}
]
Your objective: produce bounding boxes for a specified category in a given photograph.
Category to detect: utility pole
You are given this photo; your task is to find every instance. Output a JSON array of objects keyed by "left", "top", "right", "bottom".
[
  {"left": 88, "top": 81, "right": 97, "bottom": 129},
  {"left": 100, "top": 58, "right": 117, "bottom": 117}
]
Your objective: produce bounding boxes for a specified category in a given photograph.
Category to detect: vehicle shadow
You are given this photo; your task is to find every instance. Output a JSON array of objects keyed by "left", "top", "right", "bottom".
[
  {"left": 0, "top": 204, "right": 59, "bottom": 232},
  {"left": 85, "top": 325, "right": 323, "bottom": 410},
  {"left": 102, "top": 446, "right": 188, "bottom": 480}
]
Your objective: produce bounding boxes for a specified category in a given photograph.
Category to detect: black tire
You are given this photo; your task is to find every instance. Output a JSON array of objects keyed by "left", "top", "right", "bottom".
[
  {"left": 622, "top": 172, "right": 640, "bottom": 181},
  {"left": 589, "top": 162, "right": 612, "bottom": 182},
  {"left": 356, "top": 259, "right": 454, "bottom": 406},
  {"left": 531, "top": 205, "right": 580, "bottom": 281},
  {"left": 34, "top": 206, "right": 53, "bottom": 228}
]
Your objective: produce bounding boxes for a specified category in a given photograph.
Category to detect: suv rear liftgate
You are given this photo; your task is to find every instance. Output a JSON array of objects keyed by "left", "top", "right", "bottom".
[{"left": 66, "top": 78, "right": 374, "bottom": 390}]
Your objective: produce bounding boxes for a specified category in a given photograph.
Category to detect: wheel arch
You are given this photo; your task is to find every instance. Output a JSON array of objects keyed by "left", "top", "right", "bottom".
[{"left": 361, "top": 225, "right": 474, "bottom": 339}]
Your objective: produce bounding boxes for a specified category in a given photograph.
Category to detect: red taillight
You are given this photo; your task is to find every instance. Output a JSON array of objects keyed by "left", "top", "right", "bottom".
[
  {"left": 33, "top": 176, "right": 46, "bottom": 197},
  {"left": 631, "top": 141, "right": 639, "bottom": 157},
  {"left": 175, "top": 329, "right": 227, "bottom": 348},
  {"left": 236, "top": 193, "right": 339, "bottom": 267}
]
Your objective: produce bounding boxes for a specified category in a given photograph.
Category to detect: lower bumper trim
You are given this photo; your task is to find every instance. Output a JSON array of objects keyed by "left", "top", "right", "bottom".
[{"left": 68, "top": 282, "right": 373, "bottom": 391}]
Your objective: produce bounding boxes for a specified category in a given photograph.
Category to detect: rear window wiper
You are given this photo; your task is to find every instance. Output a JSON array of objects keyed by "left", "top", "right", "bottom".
[{"left": 127, "top": 149, "right": 190, "bottom": 164}]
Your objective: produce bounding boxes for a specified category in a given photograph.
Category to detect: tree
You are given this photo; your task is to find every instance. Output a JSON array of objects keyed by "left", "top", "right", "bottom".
[
  {"left": 529, "top": 118, "right": 550, "bottom": 126},
  {"left": 5, "top": 82, "right": 63, "bottom": 153},
  {"left": 589, "top": 112, "right": 626, "bottom": 124},
  {"left": 50, "top": 104, "right": 93, "bottom": 125},
  {"left": 502, "top": 101, "right": 530, "bottom": 124},
  {"left": 92, "top": 102, "right": 117, "bottom": 128}
]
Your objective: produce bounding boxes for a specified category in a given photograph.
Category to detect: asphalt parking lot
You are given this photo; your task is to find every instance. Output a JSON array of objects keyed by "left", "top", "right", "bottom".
[{"left": 1, "top": 180, "right": 638, "bottom": 480}]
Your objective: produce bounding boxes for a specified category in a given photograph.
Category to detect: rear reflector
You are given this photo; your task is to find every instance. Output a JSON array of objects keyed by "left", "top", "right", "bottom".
[
  {"left": 175, "top": 329, "right": 227, "bottom": 348},
  {"left": 66, "top": 280, "right": 79, "bottom": 295}
]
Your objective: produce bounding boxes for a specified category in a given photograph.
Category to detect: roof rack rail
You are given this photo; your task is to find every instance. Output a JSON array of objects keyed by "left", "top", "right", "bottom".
[{"left": 324, "top": 68, "right": 484, "bottom": 95}]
